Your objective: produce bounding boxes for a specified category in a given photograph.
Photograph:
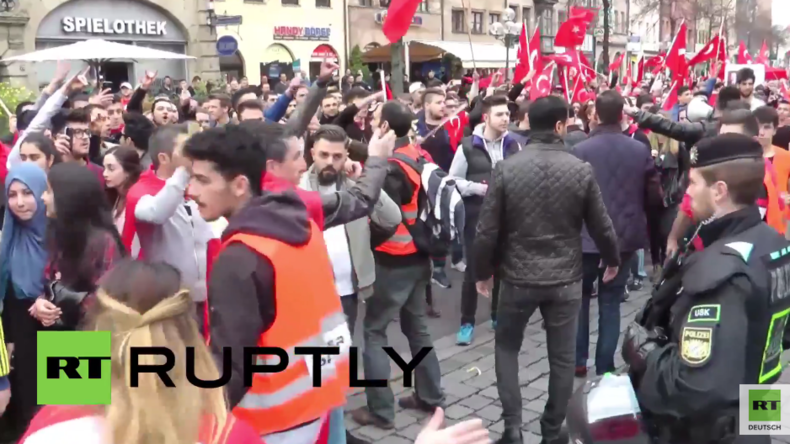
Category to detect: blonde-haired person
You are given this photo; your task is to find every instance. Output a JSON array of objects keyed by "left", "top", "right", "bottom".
[{"left": 18, "top": 259, "right": 262, "bottom": 444}]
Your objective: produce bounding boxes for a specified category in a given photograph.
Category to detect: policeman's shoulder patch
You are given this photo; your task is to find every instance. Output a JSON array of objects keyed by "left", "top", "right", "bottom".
[
  {"left": 687, "top": 304, "right": 721, "bottom": 323},
  {"left": 724, "top": 242, "right": 754, "bottom": 263},
  {"left": 680, "top": 326, "right": 713, "bottom": 367}
]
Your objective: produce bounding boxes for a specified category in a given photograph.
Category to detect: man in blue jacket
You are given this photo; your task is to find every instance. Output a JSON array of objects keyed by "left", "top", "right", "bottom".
[{"left": 573, "top": 90, "right": 663, "bottom": 377}]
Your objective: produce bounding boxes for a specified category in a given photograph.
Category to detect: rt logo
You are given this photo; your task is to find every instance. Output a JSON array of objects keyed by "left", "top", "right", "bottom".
[
  {"left": 37, "top": 331, "right": 112, "bottom": 406},
  {"left": 750, "top": 389, "right": 782, "bottom": 422}
]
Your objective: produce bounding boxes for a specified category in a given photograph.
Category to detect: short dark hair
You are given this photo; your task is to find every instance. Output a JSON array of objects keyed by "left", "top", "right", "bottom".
[
  {"left": 717, "top": 86, "right": 742, "bottom": 111},
  {"left": 528, "top": 96, "right": 571, "bottom": 132},
  {"left": 636, "top": 94, "right": 654, "bottom": 109},
  {"left": 678, "top": 86, "right": 690, "bottom": 97},
  {"left": 151, "top": 97, "right": 173, "bottom": 114},
  {"left": 237, "top": 100, "right": 264, "bottom": 115},
  {"left": 232, "top": 87, "right": 260, "bottom": 109},
  {"left": 753, "top": 105, "right": 779, "bottom": 128},
  {"left": 312, "top": 125, "right": 347, "bottom": 144},
  {"left": 697, "top": 158, "right": 765, "bottom": 206},
  {"left": 148, "top": 124, "right": 188, "bottom": 169},
  {"left": 516, "top": 100, "right": 532, "bottom": 122},
  {"left": 380, "top": 101, "right": 414, "bottom": 138},
  {"left": 595, "top": 90, "right": 625, "bottom": 125},
  {"left": 481, "top": 95, "right": 509, "bottom": 115},
  {"left": 65, "top": 108, "right": 91, "bottom": 124},
  {"left": 343, "top": 87, "right": 370, "bottom": 105},
  {"left": 122, "top": 112, "right": 156, "bottom": 151},
  {"left": 779, "top": 99, "right": 790, "bottom": 106},
  {"left": 237, "top": 120, "right": 289, "bottom": 163},
  {"left": 422, "top": 88, "right": 445, "bottom": 106},
  {"left": 737, "top": 67, "right": 756, "bottom": 84},
  {"left": 720, "top": 108, "right": 760, "bottom": 137},
  {"left": 207, "top": 94, "right": 231, "bottom": 109},
  {"left": 183, "top": 125, "right": 267, "bottom": 196}
]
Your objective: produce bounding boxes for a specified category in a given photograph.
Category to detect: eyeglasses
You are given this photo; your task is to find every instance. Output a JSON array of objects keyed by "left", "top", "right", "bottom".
[{"left": 69, "top": 128, "right": 91, "bottom": 138}]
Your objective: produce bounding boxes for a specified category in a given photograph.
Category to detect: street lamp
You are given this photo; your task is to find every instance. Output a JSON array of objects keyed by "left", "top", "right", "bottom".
[{"left": 489, "top": 8, "right": 521, "bottom": 81}]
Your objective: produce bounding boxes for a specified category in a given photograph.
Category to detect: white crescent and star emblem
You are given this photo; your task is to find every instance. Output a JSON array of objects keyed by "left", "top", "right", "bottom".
[
  {"left": 536, "top": 74, "right": 549, "bottom": 92},
  {"left": 529, "top": 49, "right": 539, "bottom": 68},
  {"left": 572, "top": 26, "right": 579, "bottom": 33}
]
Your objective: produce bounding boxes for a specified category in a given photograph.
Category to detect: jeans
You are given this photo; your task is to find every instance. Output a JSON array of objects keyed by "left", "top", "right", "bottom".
[
  {"left": 495, "top": 280, "right": 582, "bottom": 439},
  {"left": 576, "top": 253, "right": 633, "bottom": 375},
  {"left": 630, "top": 250, "right": 647, "bottom": 279},
  {"left": 340, "top": 293, "right": 359, "bottom": 336},
  {"left": 460, "top": 212, "right": 498, "bottom": 325},
  {"left": 362, "top": 260, "right": 444, "bottom": 422}
]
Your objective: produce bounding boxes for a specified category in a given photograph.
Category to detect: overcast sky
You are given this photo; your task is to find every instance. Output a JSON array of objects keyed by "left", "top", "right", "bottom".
[{"left": 775, "top": 0, "right": 790, "bottom": 27}]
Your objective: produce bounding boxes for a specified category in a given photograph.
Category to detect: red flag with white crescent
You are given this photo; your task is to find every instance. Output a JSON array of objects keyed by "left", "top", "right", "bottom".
[{"left": 530, "top": 62, "right": 555, "bottom": 99}]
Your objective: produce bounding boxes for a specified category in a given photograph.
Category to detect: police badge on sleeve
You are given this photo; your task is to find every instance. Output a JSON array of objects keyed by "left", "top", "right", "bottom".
[{"left": 680, "top": 326, "right": 713, "bottom": 366}]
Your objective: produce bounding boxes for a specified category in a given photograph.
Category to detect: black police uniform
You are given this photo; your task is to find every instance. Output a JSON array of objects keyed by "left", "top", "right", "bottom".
[{"left": 624, "top": 134, "right": 790, "bottom": 444}]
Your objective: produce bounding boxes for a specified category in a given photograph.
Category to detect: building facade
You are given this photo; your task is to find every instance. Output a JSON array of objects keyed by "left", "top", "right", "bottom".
[
  {"left": 0, "top": 0, "right": 219, "bottom": 89},
  {"left": 346, "top": 0, "right": 442, "bottom": 56},
  {"left": 214, "top": 0, "right": 346, "bottom": 84}
]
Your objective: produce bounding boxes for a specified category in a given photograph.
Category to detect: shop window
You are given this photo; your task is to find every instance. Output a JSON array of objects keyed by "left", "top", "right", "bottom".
[
  {"left": 489, "top": 13, "right": 500, "bottom": 26},
  {"left": 452, "top": 9, "right": 465, "bottom": 33},
  {"left": 282, "top": 0, "right": 299, "bottom": 5},
  {"left": 471, "top": 11, "right": 483, "bottom": 34},
  {"left": 316, "top": 0, "right": 330, "bottom": 6}
]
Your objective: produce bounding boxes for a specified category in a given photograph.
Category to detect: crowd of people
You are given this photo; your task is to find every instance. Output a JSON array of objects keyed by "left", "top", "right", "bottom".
[{"left": 0, "top": 49, "right": 787, "bottom": 444}]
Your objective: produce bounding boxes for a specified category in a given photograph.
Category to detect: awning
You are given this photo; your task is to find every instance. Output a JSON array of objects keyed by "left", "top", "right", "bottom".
[{"left": 362, "top": 40, "right": 515, "bottom": 69}]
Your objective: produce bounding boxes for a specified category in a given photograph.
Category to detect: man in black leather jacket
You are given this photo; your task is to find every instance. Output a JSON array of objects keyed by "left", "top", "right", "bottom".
[{"left": 623, "top": 85, "right": 742, "bottom": 148}]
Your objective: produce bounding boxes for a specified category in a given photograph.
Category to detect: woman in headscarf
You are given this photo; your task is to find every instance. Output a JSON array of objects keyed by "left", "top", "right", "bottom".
[{"left": 0, "top": 162, "right": 49, "bottom": 441}]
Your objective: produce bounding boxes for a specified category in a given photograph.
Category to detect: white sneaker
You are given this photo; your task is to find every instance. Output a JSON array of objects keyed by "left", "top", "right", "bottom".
[{"left": 451, "top": 261, "right": 467, "bottom": 272}]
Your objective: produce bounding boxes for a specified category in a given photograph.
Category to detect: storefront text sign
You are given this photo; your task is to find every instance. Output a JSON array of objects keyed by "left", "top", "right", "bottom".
[
  {"left": 374, "top": 11, "right": 423, "bottom": 26},
  {"left": 62, "top": 17, "right": 168, "bottom": 36},
  {"left": 273, "top": 26, "right": 331, "bottom": 41}
]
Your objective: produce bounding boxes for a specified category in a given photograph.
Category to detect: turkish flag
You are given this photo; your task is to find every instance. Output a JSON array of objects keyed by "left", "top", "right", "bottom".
[
  {"left": 555, "top": 18, "right": 587, "bottom": 48},
  {"left": 569, "top": 75, "right": 586, "bottom": 103},
  {"left": 547, "top": 50, "right": 595, "bottom": 81},
  {"left": 569, "top": 6, "right": 595, "bottom": 24},
  {"left": 716, "top": 37, "right": 728, "bottom": 81},
  {"left": 688, "top": 34, "right": 720, "bottom": 66},
  {"left": 666, "top": 22, "right": 688, "bottom": 74},
  {"left": 609, "top": 52, "right": 625, "bottom": 73},
  {"left": 445, "top": 110, "right": 468, "bottom": 152},
  {"left": 662, "top": 80, "right": 679, "bottom": 111},
  {"left": 737, "top": 41, "right": 753, "bottom": 64},
  {"left": 645, "top": 53, "right": 666, "bottom": 68},
  {"left": 514, "top": 26, "right": 542, "bottom": 84},
  {"left": 635, "top": 55, "right": 645, "bottom": 84},
  {"left": 530, "top": 62, "right": 555, "bottom": 99},
  {"left": 756, "top": 40, "right": 770, "bottom": 65},
  {"left": 382, "top": 0, "right": 422, "bottom": 43}
]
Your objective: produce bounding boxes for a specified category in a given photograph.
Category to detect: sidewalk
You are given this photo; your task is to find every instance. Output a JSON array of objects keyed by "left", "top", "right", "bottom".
[{"left": 345, "top": 287, "right": 653, "bottom": 444}]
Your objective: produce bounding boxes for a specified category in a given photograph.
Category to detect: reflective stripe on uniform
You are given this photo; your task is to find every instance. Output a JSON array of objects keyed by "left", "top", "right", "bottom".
[{"left": 239, "top": 311, "right": 351, "bottom": 409}]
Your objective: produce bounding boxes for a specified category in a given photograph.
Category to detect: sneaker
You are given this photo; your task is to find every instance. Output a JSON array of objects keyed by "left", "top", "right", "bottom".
[
  {"left": 451, "top": 261, "right": 467, "bottom": 272},
  {"left": 456, "top": 323, "right": 474, "bottom": 345},
  {"left": 432, "top": 269, "right": 452, "bottom": 288},
  {"left": 627, "top": 278, "right": 643, "bottom": 292}
]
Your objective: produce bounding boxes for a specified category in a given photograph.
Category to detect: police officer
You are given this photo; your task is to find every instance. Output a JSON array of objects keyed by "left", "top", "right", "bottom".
[{"left": 623, "top": 133, "right": 790, "bottom": 444}]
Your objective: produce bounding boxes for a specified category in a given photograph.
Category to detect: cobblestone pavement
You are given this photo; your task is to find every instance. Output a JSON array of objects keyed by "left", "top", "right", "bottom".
[
  {"left": 345, "top": 286, "right": 790, "bottom": 444},
  {"left": 344, "top": 287, "right": 652, "bottom": 444}
]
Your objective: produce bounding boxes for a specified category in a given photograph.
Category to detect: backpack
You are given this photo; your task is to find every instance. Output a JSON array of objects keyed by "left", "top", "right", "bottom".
[{"left": 391, "top": 153, "right": 465, "bottom": 257}]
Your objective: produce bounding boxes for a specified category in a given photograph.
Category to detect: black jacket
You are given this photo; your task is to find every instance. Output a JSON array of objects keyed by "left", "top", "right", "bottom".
[
  {"left": 634, "top": 110, "right": 719, "bottom": 147},
  {"left": 474, "top": 132, "right": 620, "bottom": 287}
]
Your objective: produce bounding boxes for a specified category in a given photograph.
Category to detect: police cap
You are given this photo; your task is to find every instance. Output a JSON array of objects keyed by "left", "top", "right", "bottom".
[{"left": 689, "top": 133, "right": 763, "bottom": 168}]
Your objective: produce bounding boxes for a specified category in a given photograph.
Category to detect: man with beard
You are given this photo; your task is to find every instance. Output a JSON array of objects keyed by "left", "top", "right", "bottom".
[
  {"left": 298, "top": 124, "right": 401, "bottom": 444},
  {"left": 736, "top": 67, "right": 765, "bottom": 110}
]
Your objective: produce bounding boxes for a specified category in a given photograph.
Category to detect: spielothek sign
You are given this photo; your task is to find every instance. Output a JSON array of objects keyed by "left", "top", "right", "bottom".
[{"left": 37, "top": 331, "right": 432, "bottom": 406}]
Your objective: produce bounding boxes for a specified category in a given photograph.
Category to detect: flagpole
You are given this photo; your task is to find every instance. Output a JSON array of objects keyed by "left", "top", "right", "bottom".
[
  {"left": 714, "top": 19, "right": 724, "bottom": 63},
  {"left": 460, "top": 0, "right": 477, "bottom": 72}
]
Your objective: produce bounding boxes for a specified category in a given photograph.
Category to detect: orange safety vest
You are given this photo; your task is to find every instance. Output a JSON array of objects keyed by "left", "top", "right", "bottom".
[
  {"left": 375, "top": 145, "right": 422, "bottom": 256},
  {"left": 766, "top": 147, "right": 790, "bottom": 235},
  {"left": 224, "top": 222, "right": 350, "bottom": 436}
]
